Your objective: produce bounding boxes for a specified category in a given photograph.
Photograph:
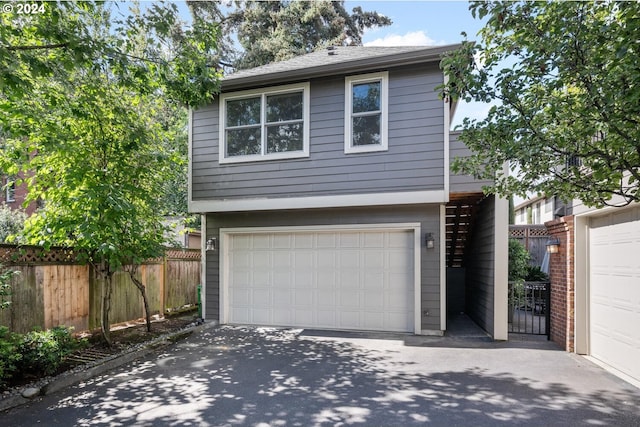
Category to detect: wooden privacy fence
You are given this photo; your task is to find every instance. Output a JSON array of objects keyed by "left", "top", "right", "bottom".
[
  {"left": 0, "top": 246, "right": 201, "bottom": 334},
  {"left": 509, "top": 225, "right": 549, "bottom": 266}
]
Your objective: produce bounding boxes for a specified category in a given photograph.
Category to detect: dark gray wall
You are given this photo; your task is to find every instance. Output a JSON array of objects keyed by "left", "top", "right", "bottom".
[
  {"left": 449, "top": 131, "right": 494, "bottom": 194},
  {"left": 205, "top": 204, "right": 442, "bottom": 331},
  {"left": 464, "top": 195, "right": 496, "bottom": 335},
  {"left": 192, "top": 64, "right": 445, "bottom": 201}
]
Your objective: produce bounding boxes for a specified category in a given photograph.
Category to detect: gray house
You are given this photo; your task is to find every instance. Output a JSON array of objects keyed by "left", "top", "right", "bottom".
[{"left": 189, "top": 45, "right": 508, "bottom": 339}]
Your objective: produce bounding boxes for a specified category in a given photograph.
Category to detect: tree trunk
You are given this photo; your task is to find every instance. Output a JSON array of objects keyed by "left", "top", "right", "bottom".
[
  {"left": 98, "top": 263, "right": 113, "bottom": 347},
  {"left": 128, "top": 269, "right": 152, "bottom": 332}
]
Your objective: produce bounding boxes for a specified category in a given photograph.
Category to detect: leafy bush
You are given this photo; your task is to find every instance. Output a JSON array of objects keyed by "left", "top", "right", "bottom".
[
  {"left": 18, "top": 326, "right": 83, "bottom": 376},
  {"left": 0, "top": 265, "right": 20, "bottom": 310},
  {"left": 0, "top": 326, "right": 22, "bottom": 386},
  {"left": 525, "top": 265, "right": 549, "bottom": 281},
  {"left": 508, "top": 238, "right": 530, "bottom": 282}
]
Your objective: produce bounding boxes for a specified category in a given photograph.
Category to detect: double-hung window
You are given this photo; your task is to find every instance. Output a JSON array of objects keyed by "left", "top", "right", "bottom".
[
  {"left": 345, "top": 71, "right": 389, "bottom": 153},
  {"left": 220, "top": 83, "right": 310, "bottom": 164}
]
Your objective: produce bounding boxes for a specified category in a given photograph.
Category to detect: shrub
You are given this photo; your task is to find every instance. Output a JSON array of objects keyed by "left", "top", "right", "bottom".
[
  {"left": 525, "top": 265, "right": 549, "bottom": 281},
  {"left": 0, "top": 265, "right": 20, "bottom": 310},
  {"left": 18, "top": 326, "right": 83, "bottom": 376},
  {"left": 0, "top": 326, "right": 22, "bottom": 386},
  {"left": 508, "top": 238, "right": 530, "bottom": 282}
]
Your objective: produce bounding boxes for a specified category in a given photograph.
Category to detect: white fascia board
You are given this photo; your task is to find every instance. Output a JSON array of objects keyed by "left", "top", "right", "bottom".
[{"left": 190, "top": 190, "right": 446, "bottom": 213}]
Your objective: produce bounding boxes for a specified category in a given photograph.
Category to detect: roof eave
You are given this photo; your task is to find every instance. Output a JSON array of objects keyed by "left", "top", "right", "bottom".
[{"left": 221, "top": 44, "right": 461, "bottom": 92}]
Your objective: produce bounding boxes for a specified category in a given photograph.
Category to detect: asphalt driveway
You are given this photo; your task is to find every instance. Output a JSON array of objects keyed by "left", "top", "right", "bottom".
[{"left": 4, "top": 324, "right": 640, "bottom": 426}]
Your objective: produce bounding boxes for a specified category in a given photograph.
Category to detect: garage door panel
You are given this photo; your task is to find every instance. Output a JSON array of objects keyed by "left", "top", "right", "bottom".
[
  {"left": 589, "top": 207, "right": 640, "bottom": 384},
  {"left": 226, "top": 229, "right": 415, "bottom": 332},
  {"left": 364, "top": 233, "right": 384, "bottom": 248}
]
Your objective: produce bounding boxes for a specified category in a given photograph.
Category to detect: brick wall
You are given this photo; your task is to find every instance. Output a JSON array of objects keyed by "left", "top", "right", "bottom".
[
  {"left": 1, "top": 174, "right": 38, "bottom": 216},
  {"left": 545, "top": 216, "right": 575, "bottom": 351}
]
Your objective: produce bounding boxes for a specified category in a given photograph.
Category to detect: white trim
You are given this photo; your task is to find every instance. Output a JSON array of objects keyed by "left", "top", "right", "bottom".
[
  {"left": 344, "top": 71, "right": 389, "bottom": 154},
  {"left": 493, "top": 193, "right": 509, "bottom": 340},
  {"left": 200, "top": 214, "right": 207, "bottom": 320},
  {"left": 188, "top": 108, "right": 194, "bottom": 211},
  {"left": 443, "top": 72, "right": 450, "bottom": 200},
  {"left": 440, "top": 204, "right": 447, "bottom": 331},
  {"left": 414, "top": 223, "right": 422, "bottom": 335},
  {"left": 190, "top": 190, "right": 446, "bottom": 213},
  {"left": 219, "top": 223, "right": 422, "bottom": 334},
  {"left": 574, "top": 214, "right": 589, "bottom": 355},
  {"left": 218, "top": 82, "right": 310, "bottom": 164}
]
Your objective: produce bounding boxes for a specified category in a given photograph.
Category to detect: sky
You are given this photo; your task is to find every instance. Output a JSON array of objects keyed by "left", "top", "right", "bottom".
[
  {"left": 348, "top": 1, "right": 489, "bottom": 128},
  {"left": 159, "top": 0, "right": 488, "bottom": 126}
]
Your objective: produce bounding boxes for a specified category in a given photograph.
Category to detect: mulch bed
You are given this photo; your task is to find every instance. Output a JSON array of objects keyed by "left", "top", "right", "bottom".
[{"left": 3, "top": 311, "right": 198, "bottom": 393}]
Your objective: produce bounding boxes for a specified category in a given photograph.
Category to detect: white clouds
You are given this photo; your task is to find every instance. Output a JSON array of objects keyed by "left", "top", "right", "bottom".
[{"left": 364, "top": 30, "right": 442, "bottom": 47}]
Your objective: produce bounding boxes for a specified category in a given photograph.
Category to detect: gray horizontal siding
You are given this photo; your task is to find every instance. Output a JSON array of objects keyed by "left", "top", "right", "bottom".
[
  {"left": 449, "top": 131, "right": 494, "bottom": 193},
  {"left": 204, "top": 204, "right": 442, "bottom": 331},
  {"left": 191, "top": 64, "right": 445, "bottom": 202}
]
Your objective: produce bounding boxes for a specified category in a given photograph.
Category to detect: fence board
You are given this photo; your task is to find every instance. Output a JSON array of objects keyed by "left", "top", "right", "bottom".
[
  {"left": 509, "top": 225, "right": 549, "bottom": 266},
  {"left": 1, "top": 248, "right": 200, "bottom": 333},
  {"left": 42, "top": 265, "right": 89, "bottom": 332},
  {"left": 165, "top": 259, "right": 200, "bottom": 311}
]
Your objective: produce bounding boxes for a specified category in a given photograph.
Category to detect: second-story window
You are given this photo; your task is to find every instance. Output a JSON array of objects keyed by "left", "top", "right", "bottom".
[
  {"left": 4, "top": 176, "right": 15, "bottom": 203},
  {"left": 345, "top": 71, "right": 389, "bottom": 154},
  {"left": 220, "top": 83, "right": 310, "bottom": 164}
]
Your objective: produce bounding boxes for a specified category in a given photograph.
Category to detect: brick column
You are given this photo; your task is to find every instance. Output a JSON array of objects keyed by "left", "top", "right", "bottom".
[{"left": 545, "top": 216, "right": 575, "bottom": 351}]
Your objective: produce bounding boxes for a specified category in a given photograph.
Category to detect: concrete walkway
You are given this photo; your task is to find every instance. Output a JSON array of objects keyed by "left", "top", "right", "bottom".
[{"left": 3, "top": 323, "right": 639, "bottom": 426}]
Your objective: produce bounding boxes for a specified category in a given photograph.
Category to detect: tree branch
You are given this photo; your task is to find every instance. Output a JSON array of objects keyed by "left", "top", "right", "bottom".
[{"left": 6, "top": 43, "right": 69, "bottom": 51}]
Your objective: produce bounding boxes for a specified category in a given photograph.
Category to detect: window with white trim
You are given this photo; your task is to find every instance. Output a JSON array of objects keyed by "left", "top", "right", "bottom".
[
  {"left": 5, "top": 176, "right": 15, "bottom": 203},
  {"left": 219, "top": 83, "right": 310, "bottom": 164},
  {"left": 345, "top": 72, "right": 389, "bottom": 154}
]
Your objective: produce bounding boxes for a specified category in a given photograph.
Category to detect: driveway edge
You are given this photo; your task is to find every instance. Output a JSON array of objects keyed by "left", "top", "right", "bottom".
[{"left": 0, "top": 322, "right": 210, "bottom": 413}]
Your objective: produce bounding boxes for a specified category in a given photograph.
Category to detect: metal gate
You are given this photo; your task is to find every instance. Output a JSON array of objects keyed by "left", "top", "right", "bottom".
[{"left": 508, "top": 281, "right": 550, "bottom": 338}]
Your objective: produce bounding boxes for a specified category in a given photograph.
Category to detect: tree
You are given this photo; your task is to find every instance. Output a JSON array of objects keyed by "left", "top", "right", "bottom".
[
  {"left": 225, "top": 0, "right": 392, "bottom": 69},
  {"left": 0, "top": 205, "right": 26, "bottom": 243},
  {"left": 441, "top": 1, "right": 640, "bottom": 208},
  {"left": 0, "top": 1, "right": 221, "bottom": 345}
]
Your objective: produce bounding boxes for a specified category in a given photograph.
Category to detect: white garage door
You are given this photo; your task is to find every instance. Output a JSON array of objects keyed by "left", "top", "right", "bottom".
[
  {"left": 589, "top": 206, "right": 640, "bottom": 383},
  {"left": 224, "top": 228, "right": 415, "bottom": 332}
]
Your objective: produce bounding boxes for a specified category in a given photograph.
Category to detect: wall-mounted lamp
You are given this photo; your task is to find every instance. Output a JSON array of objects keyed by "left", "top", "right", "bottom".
[
  {"left": 206, "top": 237, "right": 218, "bottom": 252},
  {"left": 425, "top": 233, "right": 435, "bottom": 249},
  {"left": 546, "top": 237, "right": 560, "bottom": 254}
]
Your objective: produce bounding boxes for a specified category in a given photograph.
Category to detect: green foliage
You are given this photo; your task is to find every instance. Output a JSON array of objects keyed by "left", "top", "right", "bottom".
[
  {"left": 525, "top": 265, "right": 549, "bottom": 282},
  {"left": 17, "top": 326, "right": 83, "bottom": 376},
  {"left": 0, "top": 204, "right": 26, "bottom": 243},
  {"left": 224, "top": 0, "right": 392, "bottom": 69},
  {"left": 0, "top": 326, "right": 22, "bottom": 387},
  {"left": 441, "top": 1, "right": 640, "bottom": 207},
  {"left": 0, "top": 265, "right": 20, "bottom": 310},
  {"left": 0, "top": 1, "right": 222, "bottom": 343},
  {"left": 508, "top": 238, "right": 530, "bottom": 282}
]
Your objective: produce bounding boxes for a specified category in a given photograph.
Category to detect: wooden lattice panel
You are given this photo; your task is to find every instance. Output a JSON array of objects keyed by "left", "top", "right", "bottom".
[
  {"left": 165, "top": 248, "right": 201, "bottom": 261},
  {"left": 0, "top": 245, "right": 79, "bottom": 265}
]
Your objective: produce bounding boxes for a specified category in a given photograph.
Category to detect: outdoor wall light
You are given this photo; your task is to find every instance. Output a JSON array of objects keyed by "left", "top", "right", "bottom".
[
  {"left": 425, "top": 233, "right": 435, "bottom": 249},
  {"left": 205, "top": 237, "right": 218, "bottom": 252},
  {"left": 546, "top": 237, "right": 560, "bottom": 254}
]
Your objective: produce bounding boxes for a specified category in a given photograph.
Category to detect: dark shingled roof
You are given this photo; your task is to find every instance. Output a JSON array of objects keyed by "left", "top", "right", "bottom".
[{"left": 221, "top": 44, "right": 461, "bottom": 91}]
